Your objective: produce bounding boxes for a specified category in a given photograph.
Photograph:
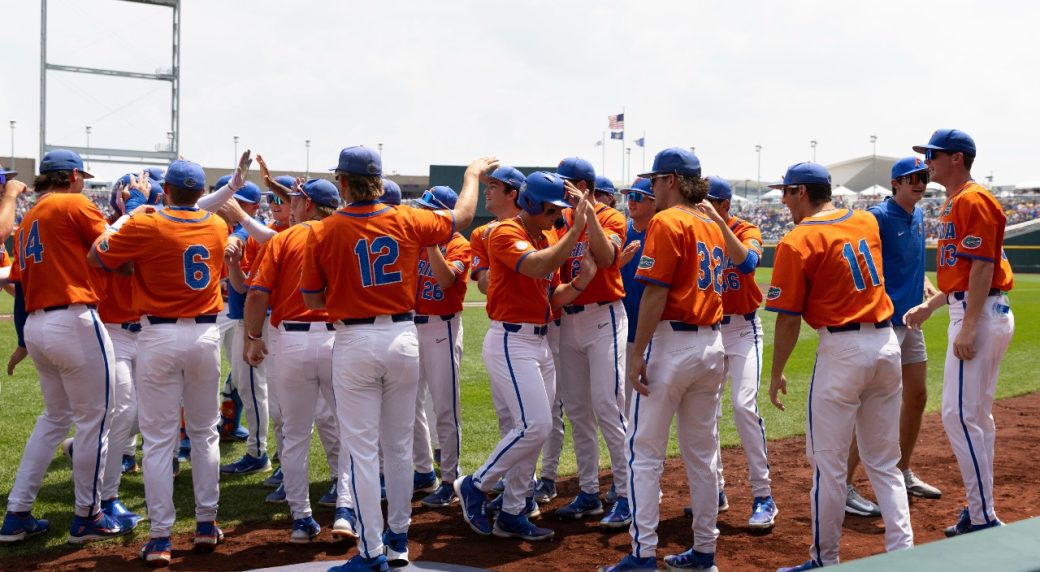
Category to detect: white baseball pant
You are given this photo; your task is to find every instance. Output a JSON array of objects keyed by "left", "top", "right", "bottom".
[
  {"left": 8, "top": 306, "right": 115, "bottom": 518},
  {"left": 473, "top": 321, "right": 555, "bottom": 515},
  {"left": 136, "top": 319, "right": 222, "bottom": 538},
  {"left": 539, "top": 319, "right": 566, "bottom": 481},
  {"left": 558, "top": 301, "right": 629, "bottom": 497},
  {"left": 413, "top": 385, "right": 435, "bottom": 475},
  {"left": 231, "top": 319, "right": 272, "bottom": 459},
  {"left": 267, "top": 322, "right": 337, "bottom": 520},
  {"left": 806, "top": 325, "right": 913, "bottom": 565},
  {"left": 314, "top": 388, "right": 341, "bottom": 480},
  {"left": 333, "top": 317, "right": 420, "bottom": 559},
  {"left": 942, "top": 293, "right": 1014, "bottom": 526},
  {"left": 101, "top": 324, "right": 138, "bottom": 500},
  {"left": 715, "top": 313, "right": 771, "bottom": 497},
  {"left": 415, "top": 315, "right": 464, "bottom": 482},
  {"left": 627, "top": 322, "right": 725, "bottom": 559}
]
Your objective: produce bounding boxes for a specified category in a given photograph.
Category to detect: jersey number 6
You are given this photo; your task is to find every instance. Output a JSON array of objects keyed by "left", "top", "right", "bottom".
[{"left": 183, "top": 245, "right": 212, "bottom": 290}]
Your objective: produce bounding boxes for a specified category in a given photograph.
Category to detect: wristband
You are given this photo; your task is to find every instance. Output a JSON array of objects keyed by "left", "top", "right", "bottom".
[
  {"left": 109, "top": 214, "right": 131, "bottom": 232},
  {"left": 572, "top": 282, "right": 586, "bottom": 293},
  {"left": 247, "top": 332, "right": 263, "bottom": 341}
]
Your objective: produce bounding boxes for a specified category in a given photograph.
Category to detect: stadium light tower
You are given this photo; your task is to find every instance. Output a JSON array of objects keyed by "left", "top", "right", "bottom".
[
  {"left": 85, "top": 125, "right": 92, "bottom": 170},
  {"left": 871, "top": 134, "right": 878, "bottom": 186},
  {"left": 233, "top": 135, "right": 239, "bottom": 163},
  {"left": 8, "top": 121, "right": 13, "bottom": 169},
  {"left": 810, "top": 139, "right": 817, "bottom": 162},
  {"left": 754, "top": 144, "right": 762, "bottom": 196},
  {"left": 305, "top": 139, "right": 311, "bottom": 178}
]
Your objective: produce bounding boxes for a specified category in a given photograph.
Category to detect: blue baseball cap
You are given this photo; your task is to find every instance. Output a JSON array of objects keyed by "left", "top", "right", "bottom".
[
  {"left": 521, "top": 172, "right": 571, "bottom": 211},
  {"left": 233, "top": 181, "right": 262, "bottom": 204},
  {"left": 706, "top": 176, "right": 733, "bottom": 200},
  {"left": 594, "top": 175, "right": 616, "bottom": 195},
  {"left": 488, "top": 166, "right": 526, "bottom": 190},
  {"left": 416, "top": 186, "right": 458, "bottom": 210},
  {"left": 380, "top": 179, "right": 402, "bottom": 205},
  {"left": 557, "top": 157, "right": 596, "bottom": 183},
  {"left": 331, "top": 146, "right": 381, "bottom": 176},
  {"left": 289, "top": 178, "right": 340, "bottom": 209},
  {"left": 638, "top": 148, "right": 701, "bottom": 178},
  {"left": 274, "top": 175, "right": 296, "bottom": 189},
  {"left": 215, "top": 174, "right": 232, "bottom": 189},
  {"left": 0, "top": 162, "right": 16, "bottom": 180},
  {"left": 146, "top": 167, "right": 165, "bottom": 182},
  {"left": 40, "top": 149, "right": 93, "bottom": 178},
  {"left": 891, "top": 156, "right": 928, "bottom": 179},
  {"left": 912, "top": 129, "right": 976, "bottom": 157},
  {"left": 622, "top": 178, "right": 654, "bottom": 196},
  {"left": 165, "top": 160, "right": 206, "bottom": 191},
  {"left": 768, "top": 162, "right": 831, "bottom": 189}
]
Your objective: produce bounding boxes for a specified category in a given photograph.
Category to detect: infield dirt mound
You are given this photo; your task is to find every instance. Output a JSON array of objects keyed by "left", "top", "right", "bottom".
[{"left": 6, "top": 392, "right": 1039, "bottom": 571}]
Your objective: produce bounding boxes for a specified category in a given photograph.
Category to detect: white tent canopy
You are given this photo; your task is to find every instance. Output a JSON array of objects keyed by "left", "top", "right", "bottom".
[
  {"left": 760, "top": 188, "right": 783, "bottom": 200},
  {"left": 730, "top": 194, "right": 748, "bottom": 203},
  {"left": 1014, "top": 181, "right": 1040, "bottom": 191},
  {"left": 832, "top": 185, "right": 858, "bottom": 197},
  {"left": 859, "top": 184, "right": 892, "bottom": 197}
]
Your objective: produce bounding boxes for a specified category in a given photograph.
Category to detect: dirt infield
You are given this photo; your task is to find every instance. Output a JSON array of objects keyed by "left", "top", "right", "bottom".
[{"left": 6, "top": 392, "right": 1039, "bottom": 571}]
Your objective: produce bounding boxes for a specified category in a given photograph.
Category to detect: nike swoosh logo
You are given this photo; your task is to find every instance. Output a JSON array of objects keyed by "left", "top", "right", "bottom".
[
  {"left": 597, "top": 323, "right": 609, "bottom": 329},
  {"left": 898, "top": 231, "right": 906, "bottom": 236},
  {"left": 436, "top": 337, "right": 447, "bottom": 343}
]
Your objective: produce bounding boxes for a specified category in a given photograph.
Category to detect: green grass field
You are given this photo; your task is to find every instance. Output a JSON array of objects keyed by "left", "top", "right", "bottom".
[{"left": 1, "top": 272, "right": 1037, "bottom": 558}]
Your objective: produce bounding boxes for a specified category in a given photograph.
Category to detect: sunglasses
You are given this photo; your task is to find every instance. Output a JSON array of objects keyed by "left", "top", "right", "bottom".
[
  {"left": 925, "top": 149, "right": 955, "bottom": 160},
  {"left": 543, "top": 206, "right": 561, "bottom": 217},
  {"left": 898, "top": 171, "right": 930, "bottom": 185},
  {"left": 649, "top": 174, "right": 672, "bottom": 183},
  {"left": 267, "top": 195, "right": 284, "bottom": 205},
  {"left": 627, "top": 192, "right": 652, "bottom": 202}
]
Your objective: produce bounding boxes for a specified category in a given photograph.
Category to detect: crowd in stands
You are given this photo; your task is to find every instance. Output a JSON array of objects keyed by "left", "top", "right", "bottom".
[{"left": 11, "top": 186, "right": 1040, "bottom": 243}]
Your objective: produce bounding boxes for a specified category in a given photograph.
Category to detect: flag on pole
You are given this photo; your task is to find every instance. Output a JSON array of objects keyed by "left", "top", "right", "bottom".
[
  {"left": 634, "top": 137, "right": 645, "bottom": 147},
  {"left": 608, "top": 113, "right": 625, "bottom": 130},
  {"left": 610, "top": 131, "right": 624, "bottom": 140}
]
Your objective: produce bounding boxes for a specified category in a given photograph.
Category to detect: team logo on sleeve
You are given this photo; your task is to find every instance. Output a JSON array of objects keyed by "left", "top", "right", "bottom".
[
  {"left": 97, "top": 238, "right": 110, "bottom": 253},
  {"left": 472, "top": 255, "right": 481, "bottom": 266},
  {"left": 637, "top": 255, "right": 655, "bottom": 270},
  {"left": 515, "top": 240, "right": 530, "bottom": 251},
  {"left": 940, "top": 202, "right": 953, "bottom": 217},
  {"left": 609, "top": 234, "right": 623, "bottom": 247},
  {"left": 749, "top": 238, "right": 763, "bottom": 251},
  {"left": 452, "top": 260, "right": 466, "bottom": 273},
  {"left": 766, "top": 286, "right": 782, "bottom": 300},
  {"left": 961, "top": 236, "right": 982, "bottom": 249}
]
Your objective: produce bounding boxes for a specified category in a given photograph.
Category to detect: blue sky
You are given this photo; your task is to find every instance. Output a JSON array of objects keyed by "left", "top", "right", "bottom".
[{"left": 2, "top": 0, "right": 1038, "bottom": 185}]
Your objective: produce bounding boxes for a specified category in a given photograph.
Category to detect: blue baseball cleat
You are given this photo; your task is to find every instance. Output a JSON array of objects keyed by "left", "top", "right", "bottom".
[{"left": 0, "top": 511, "right": 50, "bottom": 543}]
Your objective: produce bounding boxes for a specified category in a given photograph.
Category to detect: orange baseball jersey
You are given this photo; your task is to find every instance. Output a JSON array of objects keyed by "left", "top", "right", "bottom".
[
  {"left": 10, "top": 193, "right": 108, "bottom": 312},
  {"left": 241, "top": 220, "right": 290, "bottom": 276},
  {"left": 935, "top": 181, "right": 1014, "bottom": 294},
  {"left": 469, "top": 220, "right": 501, "bottom": 280},
  {"left": 720, "top": 217, "right": 764, "bottom": 315},
  {"left": 0, "top": 243, "right": 10, "bottom": 267},
  {"left": 635, "top": 205, "right": 725, "bottom": 326},
  {"left": 485, "top": 217, "right": 560, "bottom": 324},
  {"left": 249, "top": 222, "right": 328, "bottom": 327},
  {"left": 416, "top": 233, "right": 470, "bottom": 316},
  {"left": 98, "top": 272, "right": 140, "bottom": 325},
  {"left": 94, "top": 207, "right": 228, "bottom": 317},
  {"left": 300, "top": 202, "right": 455, "bottom": 321},
  {"left": 766, "top": 209, "right": 893, "bottom": 330},
  {"left": 558, "top": 204, "right": 626, "bottom": 304}
]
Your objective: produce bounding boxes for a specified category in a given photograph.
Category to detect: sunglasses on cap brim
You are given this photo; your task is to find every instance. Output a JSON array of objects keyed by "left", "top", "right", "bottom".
[{"left": 627, "top": 192, "right": 653, "bottom": 202}]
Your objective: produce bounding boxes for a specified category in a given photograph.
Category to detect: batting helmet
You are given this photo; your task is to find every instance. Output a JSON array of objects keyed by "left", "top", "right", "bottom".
[
  {"left": 518, "top": 172, "right": 569, "bottom": 215},
  {"left": 415, "top": 186, "right": 458, "bottom": 210}
]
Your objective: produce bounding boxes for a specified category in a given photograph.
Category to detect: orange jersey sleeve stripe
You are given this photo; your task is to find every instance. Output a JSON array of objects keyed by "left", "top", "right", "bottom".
[
  {"left": 634, "top": 206, "right": 724, "bottom": 326},
  {"left": 765, "top": 209, "right": 893, "bottom": 330},
  {"left": 720, "top": 217, "right": 764, "bottom": 315},
  {"left": 416, "top": 233, "right": 470, "bottom": 316},
  {"left": 95, "top": 207, "right": 228, "bottom": 317},
  {"left": 559, "top": 205, "right": 627, "bottom": 305},
  {"left": 485, "top": 218, "right": 555, "bottom": 324},
  {"left": 300, "top": 203, "right": 454, "bottom": 321},
  {"left": 249, "top": 223, "right": 328, "bottom": 326},
  {"left": 935, "top": 182, "right": 1014, "bottom": 294},
  {"left": 13, "top": 193, "right": 108, "bottom": 312}
]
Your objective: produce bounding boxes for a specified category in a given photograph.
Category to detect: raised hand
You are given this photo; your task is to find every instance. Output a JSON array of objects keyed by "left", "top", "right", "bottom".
[
  {"left": 620, "top": 240, "right": 641, "bottom": 266},
  {"left": 465, "top": 156, "right": 500, "bottom": 180},
  {"left": 230, "top": 150, "right": 253, "bottom": 191}
]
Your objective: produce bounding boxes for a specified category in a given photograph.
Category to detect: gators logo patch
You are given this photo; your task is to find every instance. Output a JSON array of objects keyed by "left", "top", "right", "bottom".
[
  {"left": 452, "top": 260, "right": 466, "bottom": 273},
  {"left": 515, "top": 240, "right": 530, "bottom": 251},
  {"left": 637, "top": 255, "right": 655, "bottom": 270},
  {"left": 748, "top": 238, "right": 763, "bottom": 251},
  {"left": 962, "top": 236, "right": 982, "bottom": 249},
  {"left": 609, "top": 234, "right": 623, "bottom": 247},
  {"left": 766, "top": 286, "right": 782, "bottom": 300},
  {"left": 97, "top": 238, "right": 110, "bottom": 253}
]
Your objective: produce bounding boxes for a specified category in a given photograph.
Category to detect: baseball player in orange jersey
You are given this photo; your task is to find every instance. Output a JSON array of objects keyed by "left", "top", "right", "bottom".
[
  {"left": 302, "top": 148, "right": 494, "bottom": 572},
  {"left": 698, "top": 176, "right": 776, "bottom": 529},
  {"left": 89, "top": 158, "right": 233, "bottom": 566},
  {"left": 552, "top": 157, "right": 632, "bottom": 527},
  {"left": 903, "top": 129, "right": 1014, "bottom": 537},
  {"left": 410, "top": 186, "right": 471, "bottom": 508},
  {"left": 601, "top": 148, "right": 725, "bottom": 572},
  {"left": 1, "top": 150, "right": 126, "bottom": 545},
  {"left": 455, "top": 171, "right": 597, "bottom": 543},
  {"left": 766, "top": 162, "right": 912, "bottom": 572},
  {"left": 243, "top": 178, "right": 353, "bottom": 543}
]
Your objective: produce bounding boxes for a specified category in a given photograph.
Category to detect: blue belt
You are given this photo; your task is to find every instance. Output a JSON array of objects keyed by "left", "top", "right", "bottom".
[
  {"left": 282, "top": 322, "right": 335, "bottom": 332},
  {"left": 147, "top": 314, "right": 218, "bottom": 325},
  {"left": 341, "top": 312, "right": 414, "bottom": 326},
  {"left": 121, "top": 321, "right": 142, "bottom": 333},
  {"left": 952, "top": 288, "right": 1002, "bottom": 302},
  {"left": 826, "top": 319, "right": 891, "bottom": 333},
  {"left": 720, "top": 311, "right": 757, "bottom": 325},
  {"left": 503, "top": 322, "right": 548, "bottom": 336},
  {"left": 413, "top": 313, "right": 457, "bottom": 324},
  {"left": 669, "top": 322, "right": 721, "bottom": 332},
  {"left": 562, "top": 301, "right": 614, "bottom": 315}
]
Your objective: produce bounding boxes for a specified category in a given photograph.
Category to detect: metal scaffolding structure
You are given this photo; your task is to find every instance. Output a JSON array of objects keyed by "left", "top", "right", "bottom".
[{"left": 39, "top": 0, "right": 180, "bottom": 165}]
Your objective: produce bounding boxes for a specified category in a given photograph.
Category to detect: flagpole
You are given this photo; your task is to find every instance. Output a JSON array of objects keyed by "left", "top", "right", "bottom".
[
  {"left": 601, "top": 131, "right": 606, "bottom": 176},
  {"left": 620, "top": 105, "right": 626, "bottom": 183}
]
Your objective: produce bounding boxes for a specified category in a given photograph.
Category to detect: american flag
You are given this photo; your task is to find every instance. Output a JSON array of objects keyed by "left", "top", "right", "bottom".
[{"left": 608, "top": 113, "right": 625, "bottom": 130}]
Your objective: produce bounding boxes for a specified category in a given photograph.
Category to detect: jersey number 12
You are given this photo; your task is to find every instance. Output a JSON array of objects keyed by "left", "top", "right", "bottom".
[{"left": 354, "top": 237, "right": 402, "bottom": 287}]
